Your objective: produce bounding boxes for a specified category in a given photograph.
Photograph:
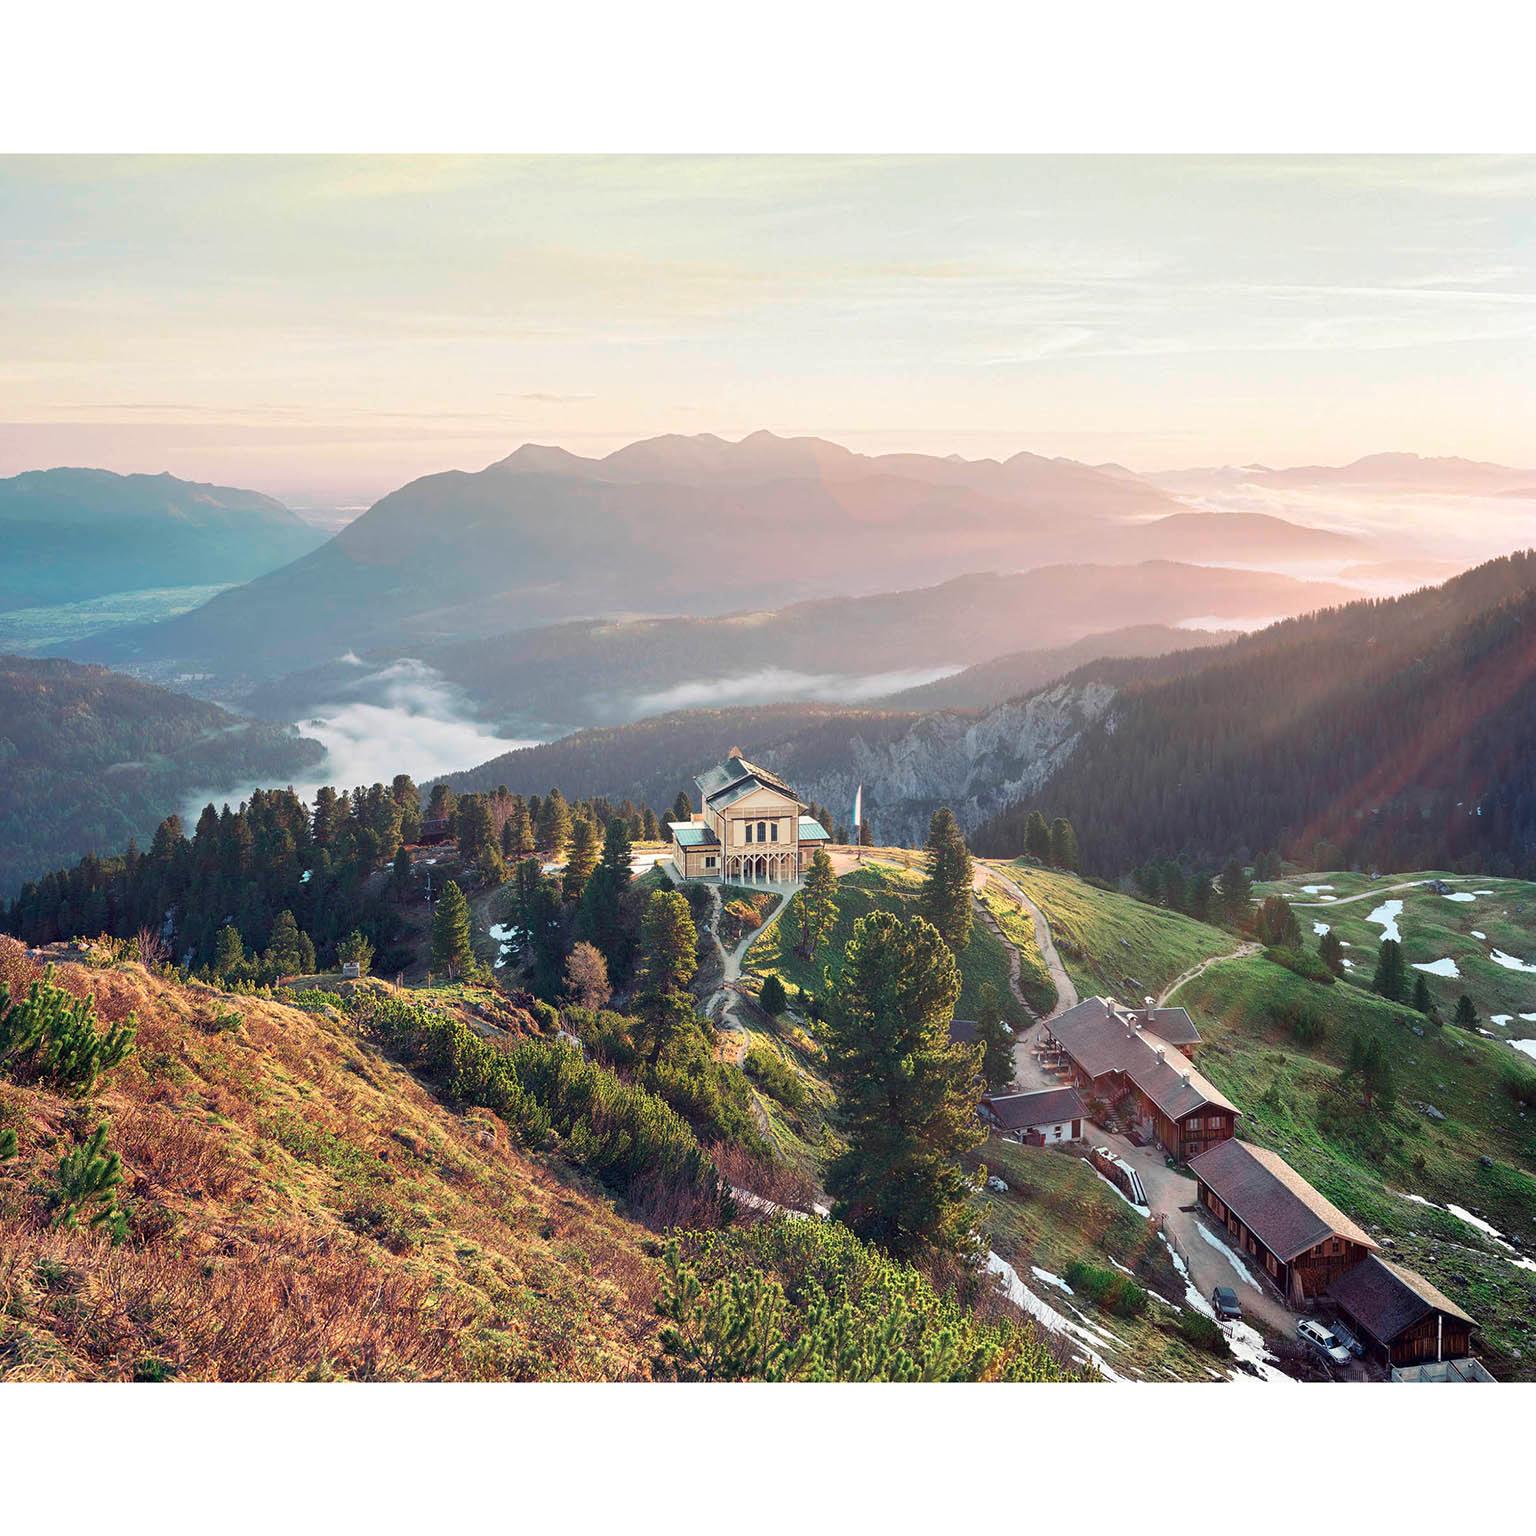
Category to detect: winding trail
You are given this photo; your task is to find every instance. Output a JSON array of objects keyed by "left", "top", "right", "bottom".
[
  {"left": 1157, "top": 942, "right": 1260, "bottom": 1006},
  {"left": 1288, "top": 877, "right": 1452, "bottom": 909},
  {"left": 974, "top": 862, "right": 1078, "bottom": 1021}
]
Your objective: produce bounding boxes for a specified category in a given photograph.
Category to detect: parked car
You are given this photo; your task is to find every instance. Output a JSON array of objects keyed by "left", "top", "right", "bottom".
[
  {"left": 1296, "top": 1318, "right": 1352, "bottom": 1365},
  {"left": 1210, "top": 1286, "right": 1243, "bottom": 1321},
  {"left": 1330, "top": 1319, "right": 1366, "bottom": 1359}
]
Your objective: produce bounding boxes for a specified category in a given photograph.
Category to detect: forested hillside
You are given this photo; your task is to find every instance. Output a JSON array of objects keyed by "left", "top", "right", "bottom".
[
  {"left": 0, "top": 657, "right": 322, "bottom": 897},
  {"left": 977, "top": 551, "right": 1536, "bottom": 876}
]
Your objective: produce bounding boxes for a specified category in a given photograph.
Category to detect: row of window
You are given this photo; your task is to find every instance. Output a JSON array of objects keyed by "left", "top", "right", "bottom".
[{"left": 742, "top": 819, "right": 781, "bottom": 843}]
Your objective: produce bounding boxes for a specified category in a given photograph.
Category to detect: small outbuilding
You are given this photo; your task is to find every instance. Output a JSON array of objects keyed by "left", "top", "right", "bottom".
[
  {"left": 981, "top": 1087, "right": 1086, "bottom": 1146},
  {"left": 1327, "top": 1254, "right": 1477, "bottom": 1370}
]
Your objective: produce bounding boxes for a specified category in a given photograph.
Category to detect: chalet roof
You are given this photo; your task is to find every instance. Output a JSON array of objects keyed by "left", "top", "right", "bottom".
[
  {"left": 982, "top": 1087, "right": 1086, "bottom": 1132},
  {"left": 797, "top": 816, "right": 830, "bottom": 842},
  {"left": 669, "top": 823, "right": 718, "bottom": 848},
  {"left": 1187, "top": 1139, "right": 1378, "bottom": 1263},
  {"left": 1328, "top": 1254, "right": 1475, "bottom": 1345},
  {"left": 1047, "top": 996, "right": 1233, "bottom": 1121},
  {"left": 1142, "top": 1006, "right": 1201, "bottom": 1048},
  {"left": 695, "top": 753, "right": 798, "bottom": 805}
]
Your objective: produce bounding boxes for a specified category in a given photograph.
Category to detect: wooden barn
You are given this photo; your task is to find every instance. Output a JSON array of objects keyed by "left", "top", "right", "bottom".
[
  {"left": 1327, "top": 1254, "right": 1477, "bottom": 1369},
  {"left": 980, "top": 1087, "right": 1086, "bottom": 1146},
  {"left": 1188, "top": 1138, "right": 1378, "bottom": 1304},
  {"left": 1044, "top": 996, "right": 1237, "bottom": 1160}
]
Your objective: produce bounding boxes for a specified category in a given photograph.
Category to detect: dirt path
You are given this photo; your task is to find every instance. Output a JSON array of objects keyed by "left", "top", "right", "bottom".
[
  {"left": 974, "top": 862, "right": 1078, "bottom": 1021},
  {"left": 1157, "top": 942, "right": 1260, "bottom": 1006},
  {"left": 706, "top": 882, "right": 798, "bottom": 1069},
  {"left": 1288, "top": 877, "right": 1448, "bottom": 909}
]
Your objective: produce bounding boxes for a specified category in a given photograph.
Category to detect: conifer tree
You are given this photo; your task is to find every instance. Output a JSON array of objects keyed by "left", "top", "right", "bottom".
[
  {"left": 975, "top": 982, "right": 1013, "bottom": 1092},
  {"left": 1411, "top": 973, "right": 1432, "bottom": 1013},
  {"left": 426, "top": 783, "right": 457, "bottom": 824},
  {"left": 337, "top": 929, "right": 374, "bottom": 976},
  {"left": 391, "top": 844, "right": 414, "bottom": 901},
  {"left": 759, "top": 973, "right": 788, "bottom": 1017},
  {"left": 562, "top": 815, "right": 601, "bottom": 903},
  {"left": 1453, "top": 993, "right": 1479, "bottom": 1029},
  {"left": 1372, "top": 938, "right": 1407, "bottom": 1003},
  {"left": 822, "top": 911, "right": 982, "bottom": 1264},
  {"left": 635, "top": 889, "right": 699, "bottom": 1066},
  {"left": 212, "top": 924, "right": 247, "bottom": 983},
  {"left": 578, "top": 818, "right": 635, "bottom": 976},
  {"left": 564, "top": 941, "right": 611, "bottom": 1011},
  {"left": 798, "top": 846, "right": 840, "bottom": 960},
  {"left": 1319, "top": 928, "right": 1345, "bottom": 977},
  {"left": 858, "top": 819, "right": 874, "bottom": 847},
  {"left": 672, "top": 790, "right": 692, "bottom": 826},
  {"left": 1256, "top": 894, "right": 1301, "bottom": 949},
  {"left": 642, "top": 807, "right": 660, "bottom": 841},
  {"left": 265, "top": 910, "right": 309, "bottom": 979},
  {"left": 431, "top": 879, "right": 475, "bottom": 979},
  {"left": 1187, "top": 871, "right": 1214, "bottom": 923},
  {"left": 919, "top": 807, "right": 973, "bottom": 955},
  {"left": 1048, "top": 817, "right": 1080, "bottom": 872},
  {"left": 1218, "top": 859, "right": 1252, "bottom": 925},
  {"left": 52, "top": 1122, "right": 125, "bottom": 1237},
  {"left": 502, "top": 797, "right": 534, "bottom": 859},
  {"left": 536, "top": 788, "right": 573, "bottom": 857},
  {"left": 456, "top": 794, "right": 505, "bottom": 884},
  {"left": 1024, "top": 810, "right": 1052, "bottom": 864}
]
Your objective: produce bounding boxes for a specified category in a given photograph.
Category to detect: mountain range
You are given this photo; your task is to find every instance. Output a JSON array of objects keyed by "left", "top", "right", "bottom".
[
  {"left": 0, "top": 468, "right": 325, "bottom": 612},
  {"left": 71, "top": 432, "right": 1367, "bottom": 692}
]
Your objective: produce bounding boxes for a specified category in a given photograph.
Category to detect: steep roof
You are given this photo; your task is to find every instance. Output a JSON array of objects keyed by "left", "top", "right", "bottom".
[
  {"left": 1328, "top": 1254, "right": 1475, "bottom": 1345},
  {"left": 1048, "top": 996, "right": 1233, "bottom": 1121},
  {"left": 695, "top": 753, "right": 798, "bottom": 805},
  {"left": 982, "top": 1087, "right": 1086, "bottom": 1132},
  {"left": 1187, "top": 1139, "right": 1378, "bottom": 1262}
]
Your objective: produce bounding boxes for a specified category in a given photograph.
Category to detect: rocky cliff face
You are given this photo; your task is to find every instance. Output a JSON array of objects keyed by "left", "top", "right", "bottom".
[{"left": 766, "top": 680, "right": 1117, "bottom": 846}]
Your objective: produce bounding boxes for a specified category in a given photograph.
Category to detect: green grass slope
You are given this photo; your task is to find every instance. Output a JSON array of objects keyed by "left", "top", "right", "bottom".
[
  {"left": 1179, "top": 951, "right": 1536, "bottom": 1377},
  {"left": 999, "top": 863, "right": 1238, "bottom": 1001}
]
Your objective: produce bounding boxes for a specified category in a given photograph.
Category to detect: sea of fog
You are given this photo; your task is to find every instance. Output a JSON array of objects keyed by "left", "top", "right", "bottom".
[{"left": 183, "top": 658, "right": 541, "bottom": 818}]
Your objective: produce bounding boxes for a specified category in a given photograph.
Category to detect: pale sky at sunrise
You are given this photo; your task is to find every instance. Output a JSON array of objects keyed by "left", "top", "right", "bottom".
[{"left": 2, "top": 154, "right": 1533, "bottom": 504}]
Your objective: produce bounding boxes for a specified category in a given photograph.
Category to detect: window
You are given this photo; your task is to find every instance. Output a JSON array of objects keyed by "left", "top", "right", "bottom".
[
  {"left": 757, "top": 820, "right": 767, "bottom": 842},
  {"left": 744, "top": 822, "right": 753, "bottom": 843},
  {"left": 705, "top": 856, "right": 716, "bottom": 869},
  {"left": 770, "top": 821, "right": 779, "bottom": 842}
]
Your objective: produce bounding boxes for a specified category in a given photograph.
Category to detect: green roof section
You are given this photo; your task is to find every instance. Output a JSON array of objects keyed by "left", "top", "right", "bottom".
[
  {"left": 669, "top": 822, "right": 719, "bottom": 848},
  {"left": 798, "top": 817, "right": 830, "bottom": 841}
]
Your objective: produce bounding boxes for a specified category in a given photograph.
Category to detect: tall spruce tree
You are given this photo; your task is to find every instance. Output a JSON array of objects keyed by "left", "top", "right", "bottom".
[
  {"left": 1319, "top": 928, "right": 1345, "bottom": 977},
  {"left": 821, "top": 910, "right": 982, "bottom": 1264},
  {"left": 919, "top": 807, "right": 973, "bottom": 955},
  {"left": 578, "top": 817, "right": 634, "bottom": 977},
  {"left": 672, "top": 790, "right": 692, "bottom": 826},
  {"left": 1048, "top": 817, "right": 1080, "bottom": 872},
  {"left": 798, "top": 846, "right": 840, "bottom": 960},
  {"left": 562, "top": 815, "right": 601, "bottom": 903},
  {"left": 635, "top": 889, "right": 700, "bottom": 1065},
  {"left": 1372, "top": 938, "right": 1407, "bottom": 1003},
  {"left": 1023, "top": 810, "right": 1052, "bottom": 864},
  {"left": 430, "top": 879, "right": 475, "bottom": 978},
  {"left": 1453, "top": 993, "right": 1479, "bottom": 1029},
  {"left": 1218, "top": 859, "right": 1252, "bottom": 925},
  {"left": 1411, "top": 973, "right": 1432, "bottom": 1013},
  {"left": 975, "top": 982, "right": 1014, "bottom": 1093},
  {"left": 536, "top": 788, "right": 573, "bottom": 857}
]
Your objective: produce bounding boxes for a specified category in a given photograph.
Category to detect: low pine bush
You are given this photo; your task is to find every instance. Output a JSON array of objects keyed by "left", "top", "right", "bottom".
[
  {"left": 0, "top": 966, "right": 136, "bottom": 1097},
  {"left": 1063, "top": 1259, "right": 1148, "bottom": 1318}
]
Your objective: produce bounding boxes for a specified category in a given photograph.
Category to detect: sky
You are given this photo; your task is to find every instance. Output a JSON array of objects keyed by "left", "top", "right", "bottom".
[{"left": 2, "top": 155, "right": 1533, "bottom": 504}]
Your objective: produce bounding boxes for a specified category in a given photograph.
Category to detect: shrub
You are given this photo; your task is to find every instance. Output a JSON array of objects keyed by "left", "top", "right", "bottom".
[
  {"left": 744, "top": 1043, "right": 809, "bottom": 1112},
  {"left": 52, "top": 1122, "right": 126, "bottom": 1240},
  {"left": 0, "top": 967, "right": 136, "bottom": 1096},
  {"left": 1264, "top": 946, "right": 1335, "bottom": 985},
  {"left": 1178, "top": 1309, "right": 1230, "bottom": 1355},
  {"left": 1272, "top": 997, "right": 1326, "bottom": 1047},
  {"left": 1063, "top": 1259, "right": 1148, "bottom": 1318}
]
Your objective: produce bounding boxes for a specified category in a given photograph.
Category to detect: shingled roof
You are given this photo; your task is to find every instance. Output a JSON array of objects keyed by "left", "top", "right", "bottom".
[
  {"left": 694, "top": 753, "right": 799, "bottom": 806},
  {"left": 1328, "top": 1254, "right": 1475, "bottom": 1345},
  {"left": 982, "top": 1087, "right": 1086, "bottom": 1132},
  {"left": 1047, "top": 996, "right": 1233, "bottom": 1122},
  {"left": 1187, "top": 1139, "right": 1378, "bottom": 1262}
]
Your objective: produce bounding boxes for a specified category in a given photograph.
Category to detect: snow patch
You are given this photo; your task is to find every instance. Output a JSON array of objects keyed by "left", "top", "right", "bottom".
[
  {"left": 986, "top": 1252, "right": 1128, "bottom": 1381},
  {"left": 1195, "top": 1221, "right": 1259, "bottom": 1288},
  {"left": 1301, "top": 884, "right": 1335, "bottom": 894},
  {"left": 1489, "top": 948, "right": 1536, "bottom": 973},
  {"left": 1491, "top": 1015, "right": 1512, "bottom": 1026},
  {"left": 1442, "top": 892, "right": 1477, "bottom": 903},
  {"left": 1081, "top": 1159, "right": 1151, "bottom": 1216},
  {"left": 1512, "top": 1039, "right": 1536, "bottom": 1063},
  {"left": 1472, "top": 931, "right": 1487, "bottom": 940},
  {"left": 299, "top": 869, "right": 312, "bottom": 884},
  {"left": 1365, "top": 900, "right": 1403, "bottom": 943},
  {"left": 1412, "top": 957, "right": 1460, "bottom": 978},
  {"left": 1312, "top": 921, "right": 1330, "bottom": 936},
  {"left": 1032, "top": 1265, "right": 1074, "bottom": 1295}
]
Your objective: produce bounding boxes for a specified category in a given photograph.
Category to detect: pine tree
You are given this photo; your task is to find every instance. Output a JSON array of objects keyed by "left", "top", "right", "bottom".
[
  {"left": 426, "top": 783, "right": 457, "bottom": 823},
  {"left": 562, "top": 815, "right": 601, "bottom": 903},
  {"left": 578, "top": 818, "right": 634, "bottom": 976},
  {"left": 265, "top": 910, "right": 309, "bottom": 979},
  {"left": 337, "top": 929, "right": 374, "bottom": 976},
  {"left": 1048, "top": 817, "right": 1079, "bottom": 872},
  {"left": 1319, "top": 929, "right": 1345, "bottom": 977},
  {"left": 1255, "top": 895, "right": 1301, "bottom": 949},
  {"left": 919, "top": 807, "right": 973, "bottom": 955},
  {"left": 0, "top": 966, "right": 136, "bottom": 1097},
  {"left": 1218, "top": 859, "right": 1252, "bottom": 926},
  {"left": 456, "top": 794, "right": 505, "bottom": 884},
  {"left": 635, "top": 889, "right": 699, "bottom": 1065},
  {"left": 391, "top": 844, "right": 414, "bottom": 902},
  {"left": 1411, "top": 974, "right": 1432, "bottom": 1013},
  {"left": 798, "top": 846, "right": 840, "bottom": 961},
  {"left": 502, "top": 798, "right": 534, "bottom": 859},
  {"left": 431, "top": 880, "right": 475, "bottom": 979},
  {"left": 975, "top": 982, "right": 1013, "bottom": 1093},
  {"left": 642, "top": 807, "right": 660, "bottom": 841},
  {"left": 536, "top": 788, "right": 573, "bottom": 857},
  {"left": 1453, "top": 993, "right": 1479, "bottom": 1029},
  {"left": 1372, "top": 939, "right": 1407, "bottom": 1003},
  {"left": 52, "top": 1121, "right": 125, "bottom": 1237},
  {"left": 760, "top": 973, "right": 788, "bottom": 1016},
  {"left": 1187, "top": 872, "right": 1214, "bottom": 923},
  {"left": 1024, "top": 810, "right": 1052, "bottom": 864},
  {"left": 672, "top": 790, "right": 692, "bottom": 826},
  {"left": 822, "top": 911, "right": 982, "bottom": 1264},
  {"left": 212, "top": 924, "right": 247, "bottom": 983},
  {"left": 858, "top": 819, "right": 874, "bottom": 847}
]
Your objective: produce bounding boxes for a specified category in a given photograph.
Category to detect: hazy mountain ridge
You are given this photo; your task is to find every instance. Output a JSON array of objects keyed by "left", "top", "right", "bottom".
[
  {"left": 69, "top": 431, "right": 1368, "bottom": 693},
  {"left": 0, "top": 467, "right": 324, "bottom": 611}
]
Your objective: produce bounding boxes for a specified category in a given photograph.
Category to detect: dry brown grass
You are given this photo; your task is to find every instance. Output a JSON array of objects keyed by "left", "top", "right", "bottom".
[{"left": 0, "top": 938, "right": 660, "bottom": 1381}]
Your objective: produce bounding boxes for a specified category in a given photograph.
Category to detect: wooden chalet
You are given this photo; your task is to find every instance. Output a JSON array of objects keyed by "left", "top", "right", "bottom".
[
  {"left": 980, "top": 1087, "right": 1086, "bottom": 1146},
  {"left": 1327, "top": 1254, "right": 1476, "bottom": 1370},
  {"left": 1188, "top": 1138, "right": 1378, "bottom": 1304},
  {"left": 1043, "top": 995, "right": 1236, "bottom": 1160}
]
